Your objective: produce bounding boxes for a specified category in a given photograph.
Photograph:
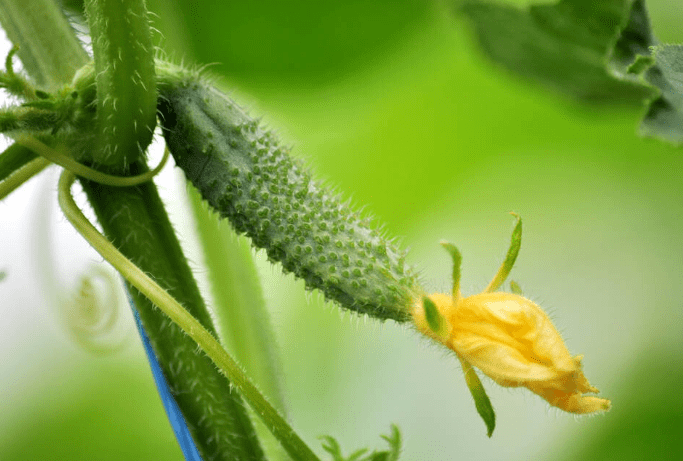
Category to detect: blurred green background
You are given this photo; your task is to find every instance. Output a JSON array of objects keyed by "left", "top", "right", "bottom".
[{"left": 1, "top": 0, "right": 682, "bottom": 459}]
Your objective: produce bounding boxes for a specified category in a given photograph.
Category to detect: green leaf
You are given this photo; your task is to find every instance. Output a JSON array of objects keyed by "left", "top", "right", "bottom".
[
  {"left": 609, "top": 0, "right": 656, "bottom": 73},
  {"left": 460, "top": 0, "right": 652, "bottom": 101},
  {"left": 460, "top": 0, "right": 683, "bottom": 144},
  {"left": 640, "top": 45, "right": 683, "bottom": 144},
  {"left": 320, "top": 435, "right": 344, "bottom": 460},
  {"left": 608, "top": 0, "right": 683, "bottom": 143},
  {"left": 458, "top": 358, "right": 496, "bottom": 437},
  {"left": 462, "top": 0, "right": 683, "bottom": 144}
]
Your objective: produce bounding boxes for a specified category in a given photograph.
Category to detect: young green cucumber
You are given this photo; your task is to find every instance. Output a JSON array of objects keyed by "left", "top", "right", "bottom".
[{"left": 158, "top": 78, "right": 420, "bottom": 322}]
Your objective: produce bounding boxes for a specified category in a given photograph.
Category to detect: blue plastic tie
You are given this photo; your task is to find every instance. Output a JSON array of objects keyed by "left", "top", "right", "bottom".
[{"left": 126, "top": 288, "right": 204, "bottom": 461}]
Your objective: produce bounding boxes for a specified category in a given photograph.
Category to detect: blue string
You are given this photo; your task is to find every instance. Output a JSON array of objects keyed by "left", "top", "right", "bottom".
[{"left": 125, "top": 288, "right": 204, "bottom": 461}]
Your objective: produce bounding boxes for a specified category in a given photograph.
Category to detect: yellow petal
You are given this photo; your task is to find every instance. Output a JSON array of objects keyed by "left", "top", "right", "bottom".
[
  {"left": 450, "top": 292, "right": 576, "bottom": 384},
  {"left": 526, "top": 381, "right": 612, "bottom": 413},
  {"left": 411, "top": 292, "right": 611, "bottom": 414}
]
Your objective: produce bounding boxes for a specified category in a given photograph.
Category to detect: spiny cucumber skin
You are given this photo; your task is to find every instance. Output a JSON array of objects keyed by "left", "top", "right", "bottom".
[{"left": 159, "top": 79, "right": 419, "bottom": 322}]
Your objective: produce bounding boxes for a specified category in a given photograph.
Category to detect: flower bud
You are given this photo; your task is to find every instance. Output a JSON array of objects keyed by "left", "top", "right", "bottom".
[
  {"left": 412, "top": 216, "right": 610, "bottom": 420},
  {"left": 413, "top": 291, "right": 611, "bottom": 414}
]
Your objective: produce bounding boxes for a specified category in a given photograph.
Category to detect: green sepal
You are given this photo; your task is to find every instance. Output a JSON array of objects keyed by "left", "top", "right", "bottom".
[
  {"left": 459, "top": 357, "right": 496, "bottom": 437},
  {"left": 440, "top": 240, "right": 462, "bottom": 300},
  {"left": 485, "top": 213, "right": 521, "bottom": 293},
  {"left": 422, "top": 296, "right": 447, "bottom": 339},
  {"left": 509, "top": 280, "right": 523, "bottom": 295}
]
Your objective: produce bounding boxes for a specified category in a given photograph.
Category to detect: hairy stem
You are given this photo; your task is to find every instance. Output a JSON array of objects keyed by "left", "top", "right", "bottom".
[
  {"left": 75, "top": 165, "right": 267, "bottom": 460},
  {"left": 188, "top": 186, "right": 290, "bottom": 461},
  {"left": 84, "top": 0, "right": 156, "bottom": 166},
  {"left": 189, "top": 186, "right": 287, "bottom": 412},
  {"left": 59, "top": 169, "right": 320, "bottom": 461},
  {"left": 0, "top": 156, "right": 50, "bottom": 200},
  {"left": 0, "top": 142, "right": 37, "bottom": 183}
]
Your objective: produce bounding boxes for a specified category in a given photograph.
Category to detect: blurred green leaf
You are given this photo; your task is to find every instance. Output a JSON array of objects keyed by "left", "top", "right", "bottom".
[
  {"left": 460, "top": 0, "right": 652, "bottom": 101},
  {"left": 461, "top": 0, "right": 683, "bottom": 144},
  {"left": 149, "top": 0, "right": 430, "bottom": 87},
  {"left": 640, "top": 44, "right": 683, "bottom": 143}
]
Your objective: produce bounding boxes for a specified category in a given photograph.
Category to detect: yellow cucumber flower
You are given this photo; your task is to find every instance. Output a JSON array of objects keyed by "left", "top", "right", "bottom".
[{"left": 411, "top": 216, "right": 610, "bottom": 435}]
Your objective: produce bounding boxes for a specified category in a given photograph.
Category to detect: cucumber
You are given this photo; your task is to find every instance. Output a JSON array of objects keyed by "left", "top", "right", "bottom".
[{"left": 158, "top": 77, "right": 420, "bottom": 322}]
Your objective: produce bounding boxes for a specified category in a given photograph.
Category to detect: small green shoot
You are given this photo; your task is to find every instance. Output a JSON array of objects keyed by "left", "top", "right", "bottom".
[{"left": 321, "top": 424, "right": 401, "bottom": 461}]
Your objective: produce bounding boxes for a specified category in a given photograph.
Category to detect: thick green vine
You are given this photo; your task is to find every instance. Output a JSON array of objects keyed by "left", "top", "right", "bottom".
[{"left": 84, "top": 0, "right": 157, "bottom": 166}]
